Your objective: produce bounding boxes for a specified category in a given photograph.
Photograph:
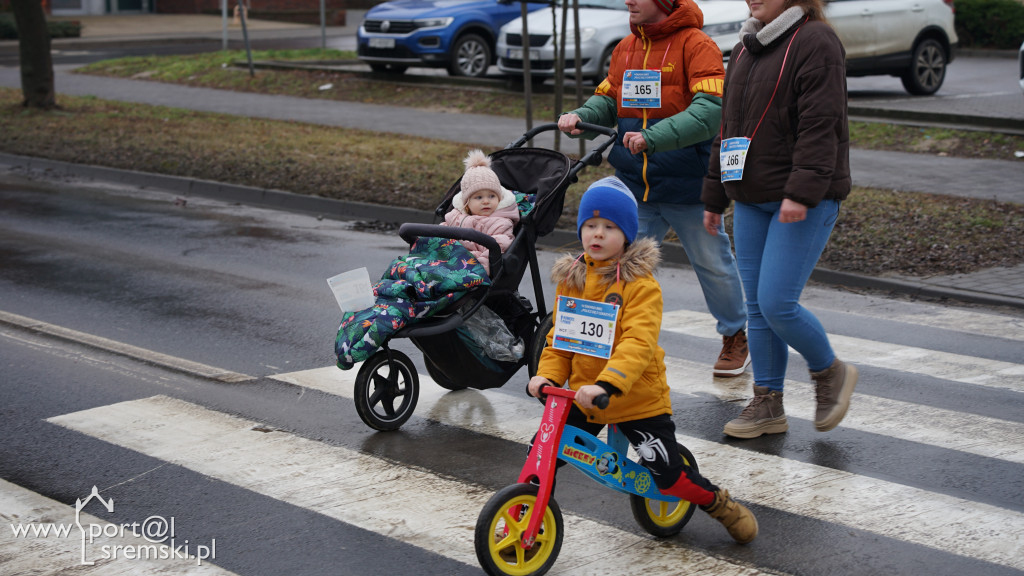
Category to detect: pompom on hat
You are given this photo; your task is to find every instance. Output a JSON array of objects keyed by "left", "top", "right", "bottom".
[
  {"left": 577, "top": 176, "right": 639, "bottom": 244},
  {"left": 454, "top": 149, "right": 515, "bottom": 214}
]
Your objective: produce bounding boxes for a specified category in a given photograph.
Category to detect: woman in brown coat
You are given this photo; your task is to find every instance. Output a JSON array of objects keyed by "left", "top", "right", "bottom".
[{"left": 701, "top": 0, "right": 858, "bottom": 439}]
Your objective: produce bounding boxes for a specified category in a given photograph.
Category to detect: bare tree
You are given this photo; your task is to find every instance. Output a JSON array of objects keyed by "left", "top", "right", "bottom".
[{"left": 10, "top": 0, "right": 55, "bottom": 109}]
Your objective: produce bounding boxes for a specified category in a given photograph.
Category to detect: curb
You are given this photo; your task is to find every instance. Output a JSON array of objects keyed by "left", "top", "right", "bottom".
[
  {"left": 3, "top": 151, "right": 1022, "bottom": 311},
  {"left": 847, "top": 105, "right": 1024, "bottom": 134}
]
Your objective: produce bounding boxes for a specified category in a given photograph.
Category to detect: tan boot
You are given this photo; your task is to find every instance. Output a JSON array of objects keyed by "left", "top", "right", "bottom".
[
  {"left": 811, "top": 358, "right": 858, "bottom": 432},
  {"left": 723, "top": 386, "right": 787, "bottom": 439},
  {"left": 702, "top": 489, "right": 758, "bottom": 544}
]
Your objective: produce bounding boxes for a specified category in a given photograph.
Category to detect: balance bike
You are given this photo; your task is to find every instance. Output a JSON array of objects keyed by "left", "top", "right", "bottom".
[{"left": 474, "top": 386, "right": 699, "bottom": 576}]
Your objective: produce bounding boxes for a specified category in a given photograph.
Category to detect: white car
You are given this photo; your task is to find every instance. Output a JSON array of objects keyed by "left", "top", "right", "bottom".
[
  {"left": 498, "top": 0, "right": 958, "bottom": 95},
  {"left": 827, "top": 0, "right": 957, "bottom": 95},
  {"left": 1018, "top": 39, "right": 1024, "bottom": 93},
  {"left": 495, "top": 0, "right": 746, "bottom": 83}
]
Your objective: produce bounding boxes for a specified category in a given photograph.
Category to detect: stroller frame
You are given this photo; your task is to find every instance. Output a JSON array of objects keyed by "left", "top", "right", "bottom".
[{"left": 352, "top": 123, "right": 618, "bottom": 431}]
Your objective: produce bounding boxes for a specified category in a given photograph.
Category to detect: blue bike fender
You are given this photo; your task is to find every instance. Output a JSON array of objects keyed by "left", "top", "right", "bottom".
[{"left": 557, "top": 425, "right": 679, "bottom": 502}]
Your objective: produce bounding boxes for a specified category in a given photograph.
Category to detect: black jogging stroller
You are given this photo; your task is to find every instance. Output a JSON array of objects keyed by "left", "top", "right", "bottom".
[{"left": 350, "top": 123, "right": 617, "bottom": 431}]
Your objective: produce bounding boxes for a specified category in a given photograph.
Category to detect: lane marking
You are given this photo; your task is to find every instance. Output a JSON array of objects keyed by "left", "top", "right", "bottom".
[
  {"left": 274, "top": 365, "right": 1024, "bottom": 571},
  {"left": 0, "top": 310, "right": 252, "bottom": 383},
  {"left": 662, "top": 309, "right": 1024, "bottom": 393},
  {"left": 661, "top": 355, "right": 1024, "bottom": 465},
  {"left": 46, "top": 396, "right": 779, "bottom": 576},
  {"left": 800, "top": 295, "right": 1024, "bottom": 340}
]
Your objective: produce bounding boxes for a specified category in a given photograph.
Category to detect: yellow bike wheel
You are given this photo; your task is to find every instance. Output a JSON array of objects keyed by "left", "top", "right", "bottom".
[
  {"left": 629, "top": 443, "right": 699, "bottom": 537},
  {"left": 475, "top": 483, "right": 563, "bottom": 576}
]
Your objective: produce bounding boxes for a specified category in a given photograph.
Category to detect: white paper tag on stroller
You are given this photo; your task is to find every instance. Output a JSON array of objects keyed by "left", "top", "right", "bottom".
[
  {"left": 552, "top": 295, "right": 619, "bottom": 359},
  {"left": 327, "top": 267, "right": 376, "bottom": 315}
]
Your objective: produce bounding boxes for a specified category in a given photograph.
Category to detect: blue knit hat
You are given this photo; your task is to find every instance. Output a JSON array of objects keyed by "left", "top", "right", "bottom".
[{"left": 577, "top": 176, "right": 639, "bottom": 244}]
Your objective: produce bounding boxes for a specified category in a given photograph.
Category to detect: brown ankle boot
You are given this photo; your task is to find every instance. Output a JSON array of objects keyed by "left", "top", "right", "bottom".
[
  {"left": 702, "top": 489, "right": 758, "bottom": 544},
  {"left": 811, "top": 358, "right": 858, "bottom": 432},
  {"left": 723, "top": 386, "right": 787, "bottom": 439},
  {"left": 714, "top": 329, "right": 750, "bottom": 378}
]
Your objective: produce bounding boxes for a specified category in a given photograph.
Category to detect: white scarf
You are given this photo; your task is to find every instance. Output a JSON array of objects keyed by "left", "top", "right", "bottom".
[{"left": 739, "top": 6, "right": 807, "bottom": 46}]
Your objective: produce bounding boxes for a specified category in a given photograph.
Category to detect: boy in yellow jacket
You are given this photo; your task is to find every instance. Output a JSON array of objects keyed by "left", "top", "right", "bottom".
[{"left": 528, "top": 176, "right": 758, "bottom": 544}]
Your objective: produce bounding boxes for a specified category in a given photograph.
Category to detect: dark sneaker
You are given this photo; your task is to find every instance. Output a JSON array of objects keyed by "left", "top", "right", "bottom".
[
  {"left": 702, "top": 489, "right": 758, "bottom": 544},
  {"left": 714, "top": 329, "right": 750, "bottom": 378},
  {"left": 723, "top": 386, "right": 788, "bottom": 439},
  {"left": 812, "top": 358, "right": 858, "bottom": 432}
]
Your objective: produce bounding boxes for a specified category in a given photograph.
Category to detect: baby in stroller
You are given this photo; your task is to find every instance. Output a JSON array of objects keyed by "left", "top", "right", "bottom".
[
  {"left": 335, "top": 149, "right": 525, "bottom": 372},
  {"left": 444, "top": 149, "right": 520, "bottom": 275}
]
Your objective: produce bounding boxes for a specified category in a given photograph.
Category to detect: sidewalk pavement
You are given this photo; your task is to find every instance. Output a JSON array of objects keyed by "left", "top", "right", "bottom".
[{"left": 1, "top": 14, "right": 1022, "bottom": 311}]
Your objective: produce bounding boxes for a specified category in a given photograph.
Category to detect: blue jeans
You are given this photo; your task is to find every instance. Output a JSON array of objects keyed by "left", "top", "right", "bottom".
[
  {"left": 733, "top": 200, "right": 840, "bottom": 390},
  {"left": 637, "top": 202, "right": 746, "bottom": 337}
]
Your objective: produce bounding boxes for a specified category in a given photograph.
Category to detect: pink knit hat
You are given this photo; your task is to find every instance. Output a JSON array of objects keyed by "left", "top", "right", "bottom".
[{"left": 454, "top": 149, "right": 505, "bottom": 213}]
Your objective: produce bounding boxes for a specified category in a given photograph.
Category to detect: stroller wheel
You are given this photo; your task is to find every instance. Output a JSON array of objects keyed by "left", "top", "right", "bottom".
[{"left": 354, "top": 350, "right": 419, "bottom": 431}]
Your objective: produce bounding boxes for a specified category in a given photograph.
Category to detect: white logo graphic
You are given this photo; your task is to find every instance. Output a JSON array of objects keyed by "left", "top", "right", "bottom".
[
  {"left": 75, "top": 485, "right": 114, "bottom": 565},
  {"left": 9, "top": 485, "right": 217, "bottom": 567}
]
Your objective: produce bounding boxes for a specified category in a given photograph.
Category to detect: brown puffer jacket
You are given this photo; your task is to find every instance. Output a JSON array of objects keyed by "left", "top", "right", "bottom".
[{"left": 702, "top": 15, "right": 851, "bottom": 211}]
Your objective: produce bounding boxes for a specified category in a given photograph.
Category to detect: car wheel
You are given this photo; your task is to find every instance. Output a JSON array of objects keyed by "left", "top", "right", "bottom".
[
  {"left": 900, "top": 38, "right": 947, "bottom": 96},
  {"left": 448, "top": 33, "right": 492, "bottom": 78},
  {"left": 593, "top": 44, "right": 615, "bottom": 83},
  {"left": 369, "top": 63, "right": 408, "bottom": 74}
]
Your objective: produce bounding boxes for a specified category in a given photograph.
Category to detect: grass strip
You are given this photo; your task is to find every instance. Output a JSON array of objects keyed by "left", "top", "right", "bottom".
[{"left": 1, "top": 87, "right": 1022, "bottom": 277}]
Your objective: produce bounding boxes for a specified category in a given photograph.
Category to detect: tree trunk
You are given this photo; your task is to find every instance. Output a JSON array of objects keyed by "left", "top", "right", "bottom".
[{"left": 10, "top": 0, "right": 56, "bottom": 109}]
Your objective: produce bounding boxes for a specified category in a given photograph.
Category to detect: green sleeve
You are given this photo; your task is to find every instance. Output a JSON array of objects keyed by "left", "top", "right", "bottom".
[
  {"left": 560, "top": 95, "right": 617, "bottom": 139},
  {"left": 643, "top": 92, "right": 722, "bottom": 153}
]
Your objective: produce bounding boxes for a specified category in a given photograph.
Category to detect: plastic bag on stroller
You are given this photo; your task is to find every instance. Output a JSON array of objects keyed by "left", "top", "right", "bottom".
[{"left": 460, "top": 304, "right": 525, "bottom": 363}]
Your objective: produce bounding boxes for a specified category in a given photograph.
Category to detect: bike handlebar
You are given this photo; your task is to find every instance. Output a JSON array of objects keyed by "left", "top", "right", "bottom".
[{"left": 537, "top": 384, "right": 609, "bottom": 410}]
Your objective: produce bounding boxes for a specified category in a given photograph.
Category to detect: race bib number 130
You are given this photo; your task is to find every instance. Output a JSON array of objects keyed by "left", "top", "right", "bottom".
[{"left": 552, "top": 295, "right": 619, "bottom": 359}]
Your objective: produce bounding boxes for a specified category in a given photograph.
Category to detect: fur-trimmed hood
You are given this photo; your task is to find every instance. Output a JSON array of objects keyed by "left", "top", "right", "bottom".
[{"left": 551, "top": 237, "right": 661, "bottom": 290}]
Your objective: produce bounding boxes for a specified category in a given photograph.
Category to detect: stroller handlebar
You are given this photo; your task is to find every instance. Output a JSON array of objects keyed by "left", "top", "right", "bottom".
[{"left": 509, "top": 123, "right": 618, "bottom": 167}]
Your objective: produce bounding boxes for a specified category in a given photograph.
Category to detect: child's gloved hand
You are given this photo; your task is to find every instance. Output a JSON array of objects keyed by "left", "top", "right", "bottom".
[
  {"left": 527, "top": 376, "right": 553, "bottom": 398},
  {"left": 575, "top": 384, "right": 608, "bottom": 409}
]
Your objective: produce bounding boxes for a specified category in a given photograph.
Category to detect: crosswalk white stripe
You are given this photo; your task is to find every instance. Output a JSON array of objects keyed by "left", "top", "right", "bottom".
[
  {"left": 660, "top": 355, "right": 1024, "bottom": 465},
  {"left": 798, "top": 295, "right": 1024, "bottom": 341},
  {"left": 0, "top": 479, "right": 235, "bottom": 575},
  {"left": 661, "top": 309, "right": 1024, "bottom": 393},
  {"left": 46, "top": 396, "right": 784, "bottom": 576},
  {"left": 273, "top": 366, "right": 1024, "bottom": 571}
]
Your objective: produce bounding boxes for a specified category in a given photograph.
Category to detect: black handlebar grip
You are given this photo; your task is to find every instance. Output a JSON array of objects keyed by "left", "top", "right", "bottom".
[{"left": 593, "top": 394, "right": 610, "bottom": 409}]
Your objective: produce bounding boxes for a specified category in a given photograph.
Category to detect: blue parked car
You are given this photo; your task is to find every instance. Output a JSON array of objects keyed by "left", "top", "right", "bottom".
[{"left": 357, "top": 0, "right": 550, "bottom": 78}]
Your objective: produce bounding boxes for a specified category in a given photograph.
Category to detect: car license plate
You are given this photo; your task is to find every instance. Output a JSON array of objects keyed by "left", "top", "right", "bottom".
[
  {"left": 507, "top": 48, "right": 539, "bottom": 61},
  {"left": 369, "top": 37, "right": 395, "bottom": 49}
]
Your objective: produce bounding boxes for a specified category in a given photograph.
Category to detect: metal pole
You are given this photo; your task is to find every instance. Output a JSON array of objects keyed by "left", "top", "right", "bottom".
[
  {"left": 238, "top": 0, "right": 255, "bottom": 77},
  {"left": 520, "top": 1, "right": 533, "bottom": 144},
  {"left": 573, "top": 0, "right": 584, "bottom": 158},
  {"left": 554, "top": 0, "right": 567, "bottom": 152},
  {"left": 320, "top": 0, "right": 326, "bottom": 51},
  {"left": 221, "top": 0, "right": 228, "bottom": 50}
]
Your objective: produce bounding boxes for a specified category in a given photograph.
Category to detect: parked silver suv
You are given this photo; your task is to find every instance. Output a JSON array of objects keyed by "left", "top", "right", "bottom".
[
  {"left": 498, "top": 0, "right": 959, "bottom": 96},
  {"left": 828, "top": 0, "right": 958, "bottom": 95}
]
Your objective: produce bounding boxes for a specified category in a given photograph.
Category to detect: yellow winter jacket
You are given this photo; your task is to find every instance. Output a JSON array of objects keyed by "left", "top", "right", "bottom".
[{"left": 536, "top": 237, "right": 670, "bottom": 425}]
